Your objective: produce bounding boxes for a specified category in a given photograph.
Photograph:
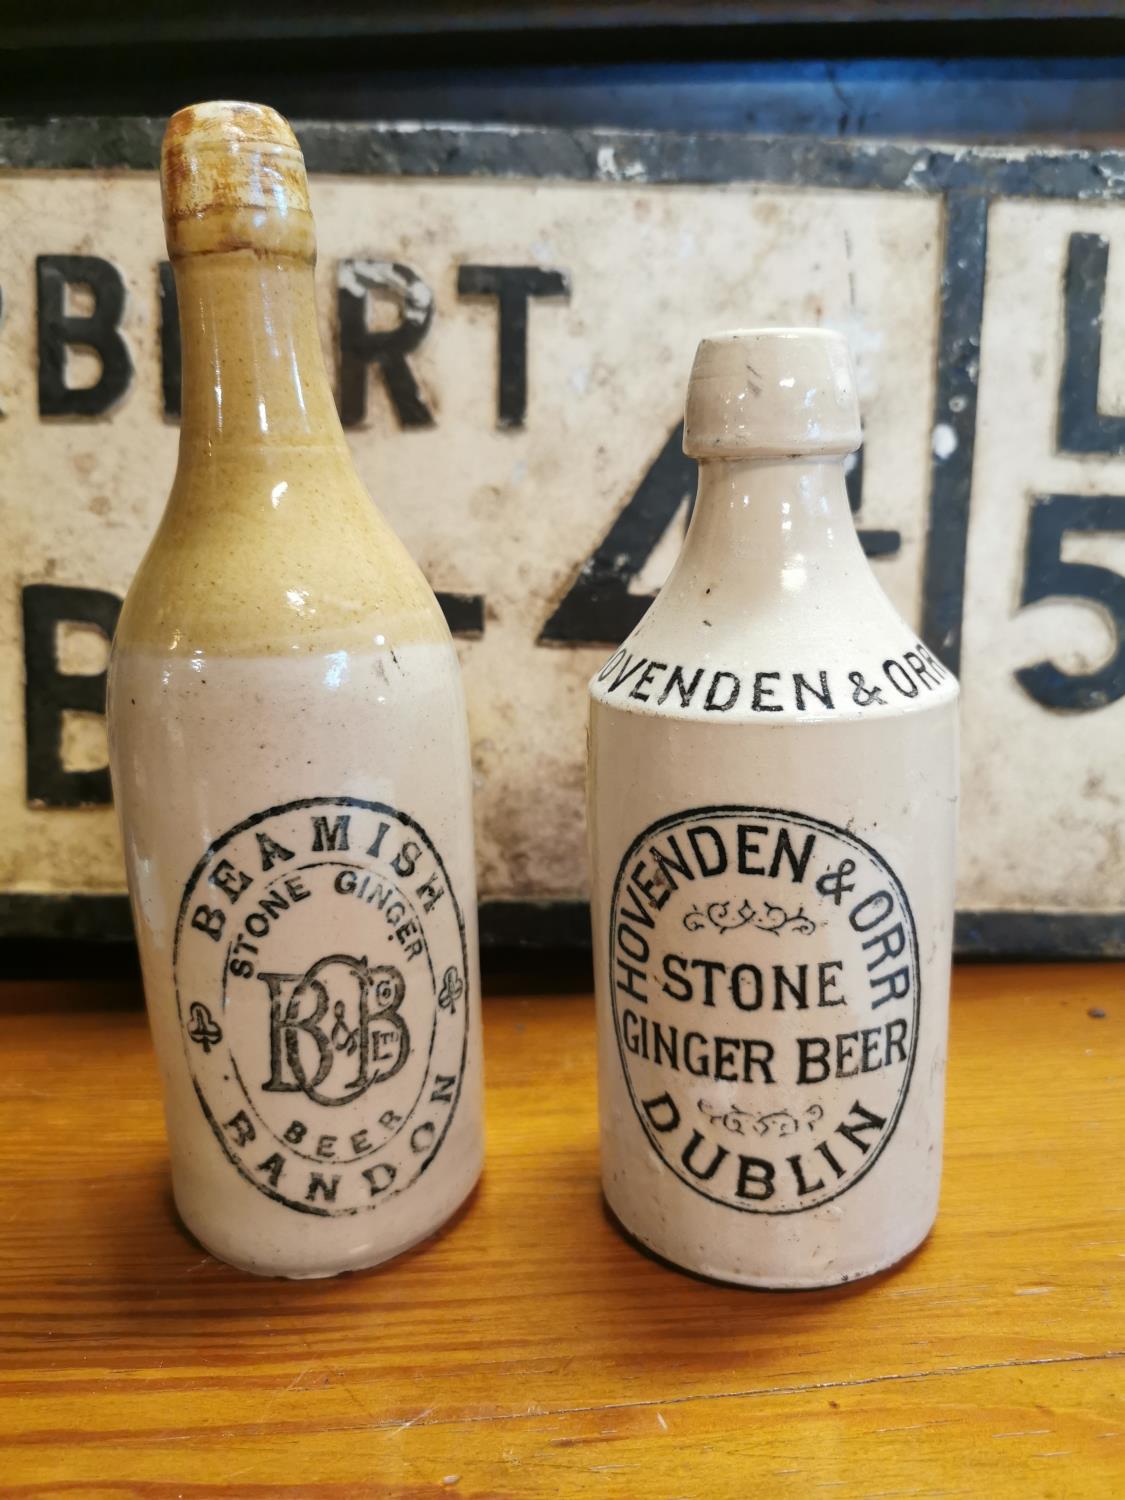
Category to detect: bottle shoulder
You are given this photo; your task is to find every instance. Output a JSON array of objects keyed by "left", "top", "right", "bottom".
[
  {"left": 587, "top": 574, "right": 959, "bottom": 726},
  {"left": 116, "top": 452, "right": 448, "bottom": 657},
  {"left": 106, "top": 641, "right": 469, "bottom": 779}
]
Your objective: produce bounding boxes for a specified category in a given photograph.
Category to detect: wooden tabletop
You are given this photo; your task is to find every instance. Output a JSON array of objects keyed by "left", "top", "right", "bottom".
[{"left": 0, "top": 963, "right": 1121, "bottom": 1497}]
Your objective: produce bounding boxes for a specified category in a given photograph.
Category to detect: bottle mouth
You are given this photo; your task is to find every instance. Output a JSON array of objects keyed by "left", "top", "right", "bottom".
[
  {"left": 161, "top": 101, "right": 315, "bottom": 262},
  {"left": 683, "top": 327, "right": 862, "bottom": 459}
]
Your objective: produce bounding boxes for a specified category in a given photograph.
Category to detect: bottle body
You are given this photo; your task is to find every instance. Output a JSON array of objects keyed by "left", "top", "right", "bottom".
[
  {"left": 589, "top": 702, "right": 956, "bottom": 1287},
  {"left": 587, "top": 329, "right": 958, "bottom": 1287},
  {"left": 108, "top": 102, "right": 482, "bottom": 1277},
  {"left": 111, "top": 639, "right": 482, "bottom": 1278}
]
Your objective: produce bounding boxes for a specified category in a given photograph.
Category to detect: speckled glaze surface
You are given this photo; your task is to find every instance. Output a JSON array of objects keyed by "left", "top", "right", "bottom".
[
  {"left": 587, "top": 329, "right": 958, "bottom": 1288},
  {"left": 108, "top": 103, "right": 483, "bottom": 1278}
]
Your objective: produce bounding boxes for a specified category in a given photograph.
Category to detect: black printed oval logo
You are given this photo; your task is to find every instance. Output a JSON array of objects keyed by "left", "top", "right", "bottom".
[
  {"left": 173, "top": 796, "right": 469, "bottom": 1217},
  {"left": 608, "top": 805, "right": 920, "bottom": 1215}
]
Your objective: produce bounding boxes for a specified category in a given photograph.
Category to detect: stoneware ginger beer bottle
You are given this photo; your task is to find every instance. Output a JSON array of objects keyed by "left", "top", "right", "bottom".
[
  {"left": 588, "top": 328, "right": 958, "bottom": 1287},
  {"left": 108, "top": 102, "right": 483, "bottom": 1277}
]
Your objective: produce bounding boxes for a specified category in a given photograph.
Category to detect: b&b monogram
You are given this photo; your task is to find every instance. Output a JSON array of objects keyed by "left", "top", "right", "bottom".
[{"left": 259, "top": 953, "right": 409, "bottom": 1107}]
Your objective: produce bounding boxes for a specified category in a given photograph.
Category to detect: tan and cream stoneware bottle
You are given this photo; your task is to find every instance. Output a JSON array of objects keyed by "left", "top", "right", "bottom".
[
  {"left": 108, "top": 102, "right": 483, "bottom": 1278},
  {"left": 587, "top": 328, "right": 958, "bottom": 1288}
]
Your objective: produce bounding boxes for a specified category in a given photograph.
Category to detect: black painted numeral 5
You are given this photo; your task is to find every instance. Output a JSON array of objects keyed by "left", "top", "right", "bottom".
[{"left": 1016, "top": 494, "right": 1125, "bottom": 712}]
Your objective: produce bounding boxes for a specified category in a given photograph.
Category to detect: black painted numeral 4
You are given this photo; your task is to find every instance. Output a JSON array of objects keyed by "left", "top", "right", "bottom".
[
  {"left": 1016, "top": 494, "right": 1125, "bottom": 711},
  {"left": 539, "top": 426, "right": 896, "bottom": 647},
  {"left": 538, "top": 424, "right": 695, "bottom": 645}
]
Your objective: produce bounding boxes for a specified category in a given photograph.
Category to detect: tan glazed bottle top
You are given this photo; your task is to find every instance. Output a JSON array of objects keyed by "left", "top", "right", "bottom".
[
  {"left": 683, "top": 327, "right": 862, "bottom": 459},
  {"left": 114, "top": 99, "right": 447, "bottom": 658},
  {"left": 161, "top": 101, "right": 316, "bottom": 261}
]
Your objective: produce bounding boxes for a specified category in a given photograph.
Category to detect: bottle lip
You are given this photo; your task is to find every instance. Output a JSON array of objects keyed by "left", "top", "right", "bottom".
[
  {"left": 683, "top": 325, "right": 862, "bottom": 460},
  {"left": 161, "top": 100, "right": 315, "bottom": 261},
  {"left": 694, "top": 325, "right": 847, "bottom": 346}
]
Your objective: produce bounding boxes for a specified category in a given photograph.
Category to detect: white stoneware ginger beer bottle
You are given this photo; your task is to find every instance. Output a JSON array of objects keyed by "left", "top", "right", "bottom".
[
  {"left": 108, "top": 102, "right": 483, "bottom": 1277},
  {"left": 587, "top": 328, "right": 958, "bottom": 1287}
]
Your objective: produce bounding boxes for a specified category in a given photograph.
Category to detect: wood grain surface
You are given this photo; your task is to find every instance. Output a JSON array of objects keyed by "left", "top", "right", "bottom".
[{"left": 0, "top": 963, "right": 1120, "bottom": 1497}]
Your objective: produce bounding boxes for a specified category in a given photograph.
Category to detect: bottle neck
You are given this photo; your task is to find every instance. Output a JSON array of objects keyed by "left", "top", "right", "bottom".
[
  {"left": 174, "top": 251, "right": 346, "bottom": 456},
  {"left": 678, "top": 455, "right": 867, "bottom": 599}
]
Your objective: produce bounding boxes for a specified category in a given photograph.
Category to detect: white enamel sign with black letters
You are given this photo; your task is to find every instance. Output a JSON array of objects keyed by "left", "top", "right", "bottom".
[{"left": 0, "top": 120, "right": 1122, "bottom": 956}]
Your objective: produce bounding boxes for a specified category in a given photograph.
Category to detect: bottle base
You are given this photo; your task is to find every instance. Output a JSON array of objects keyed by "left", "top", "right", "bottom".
[
  {"left": 174, "top": 1166, "right": 482, "bottom": 1279},
  {"left": 604, "top": 1194, "right": 936, "bottom": 1290}
]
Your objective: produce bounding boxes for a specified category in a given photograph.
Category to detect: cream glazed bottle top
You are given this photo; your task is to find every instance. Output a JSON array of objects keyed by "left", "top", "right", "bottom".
[
  {"left": 587, "top": 328, "right": 958, "bottom": 1289},
  {"left": 108, "top": 102, "right": 483, "bottom": 1278}
]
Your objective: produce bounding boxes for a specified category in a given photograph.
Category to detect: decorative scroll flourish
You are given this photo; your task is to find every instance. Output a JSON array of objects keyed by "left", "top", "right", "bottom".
[
  {"left": 682, "top": 898, "right": 817, "bottom": 938},
  {"left": 698, "top": 1099, "right": 825, "bottom": 1140}
]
